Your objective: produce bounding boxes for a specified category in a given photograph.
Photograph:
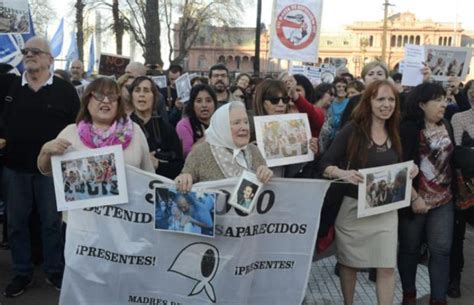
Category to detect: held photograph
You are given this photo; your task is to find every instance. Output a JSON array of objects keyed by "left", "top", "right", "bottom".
[
  {"left": 228, "top": 171, "right": 263, "bottom": 213},
  {"left": 357, "top": 161, "right": 414, "bottom": 218},
  {"left": 154, "top": 186, "right": 216, "bottom": 238},
  {"left": 0, "top": 0, "right": 30, "bottom": 34},
  {"left": 425, "top": 45, "right": 472, "bottom": 81},
  {"left": 51, "top": 145, "right": 128, "bottom": 211},
  {"left": 254, "top": 113, "right": 313, "bottom": 167}
]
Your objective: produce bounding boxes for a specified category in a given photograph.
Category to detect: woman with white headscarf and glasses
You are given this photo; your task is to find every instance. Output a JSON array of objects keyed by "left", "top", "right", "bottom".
[{"left": 175, "top": 101, "right": 272, "bottom": 192}]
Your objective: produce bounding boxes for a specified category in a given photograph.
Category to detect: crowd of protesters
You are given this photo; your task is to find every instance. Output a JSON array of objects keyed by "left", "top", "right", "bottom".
[{"left": 0, "top": 36, "right": 473, "bottom": 305}]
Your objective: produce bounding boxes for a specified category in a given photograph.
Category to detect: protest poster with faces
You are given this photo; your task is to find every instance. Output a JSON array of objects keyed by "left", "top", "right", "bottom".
[
  {"left": 228, "top": 171, "right": 263, "bottom": 213},
  {"left": 175, "top": 72, "right": 192, "bottom": 102}
]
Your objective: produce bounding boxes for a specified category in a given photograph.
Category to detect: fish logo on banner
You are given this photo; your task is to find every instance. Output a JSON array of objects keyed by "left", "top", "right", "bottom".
[
  {"left": 276, "top": 5, "right": 317, "bottom": 50},
  {"left": 168, "top": 242, "right": 220, "bottom": 303}
]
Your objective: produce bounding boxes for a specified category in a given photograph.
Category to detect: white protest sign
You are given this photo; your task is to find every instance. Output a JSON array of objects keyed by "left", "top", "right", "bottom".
[
  {"left": 401, "top": 44, "right": 425, "bottom": 87},
  {"left": 60, "top": 166, "right": 329, "bottom": 305},
  {"left": 151, "top": 75, "right": 167, "bottom": 89},
  {"left": 270, "top": 0, "right": 323, "bottom": 63}
]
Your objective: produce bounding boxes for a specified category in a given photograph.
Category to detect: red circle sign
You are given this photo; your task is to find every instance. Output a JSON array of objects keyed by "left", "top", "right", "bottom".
[{"left": 275, "top": 4, "right": 317, "bottom": 50}]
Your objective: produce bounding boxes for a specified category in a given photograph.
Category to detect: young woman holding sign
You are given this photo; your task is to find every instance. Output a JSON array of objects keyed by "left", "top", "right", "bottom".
[{"left": 319, "top": 80, "right": 418, "bottom": 305}]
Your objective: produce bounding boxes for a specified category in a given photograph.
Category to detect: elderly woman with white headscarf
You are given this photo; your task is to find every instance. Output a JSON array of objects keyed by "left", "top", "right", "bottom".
[{"left": 175, "top": 101, "right": 272, "bottom": 191}]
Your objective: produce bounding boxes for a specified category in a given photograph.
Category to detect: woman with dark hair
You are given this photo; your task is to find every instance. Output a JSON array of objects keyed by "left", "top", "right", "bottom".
[
  {"left": 293, "top": 74, "right": 316, "bottom": 103},
  {"left": 129, "top": 76, "right": 184, "bottom": 179},
  {"left": 319, "top": 80, "right": 418, "bottom": 305},
  {"left": 398, "top": 83, "right": 455, "bottom": 305},
  {"left": 346, "top": 80, "right": 365, "bottom": 98},
  {"left": 314, "top": 83, "right": 336, "bottom": 114},
  {"left": 176, "top": 84, "right": 217, "bottom": 157},
  {"left": 38, "top": 77, "right": 154, "bottom": 174},
  {"left": 235, "top": 73, "right": 251, "bottom": 92}
]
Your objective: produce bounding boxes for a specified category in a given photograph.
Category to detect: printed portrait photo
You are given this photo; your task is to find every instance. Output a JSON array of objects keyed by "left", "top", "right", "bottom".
[
  {"left": 51, "top": 145, "right": 128, "bottom": 211},
  {"left": 0, "top": 0, "right": 30, "bottom": 34},
  {"left": 228, "top": 171, "right": 263, "bottom": 213},
  {"left": 154, "top": 187, "right": 216, "bottom": 238},
  {"left": 358, "top": 161, "right": 413, "bottom": 218}
]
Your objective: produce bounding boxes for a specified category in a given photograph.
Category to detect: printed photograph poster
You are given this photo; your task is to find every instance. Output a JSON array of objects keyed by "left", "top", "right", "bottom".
[
  {"left": 425, "top": 45, "right": 472, "bottom": 81},
  {"left": 176, "top": 73, "right": 192, "bottom": 102},
  {"left": 151, "top": 75, "right": 167, "bottom": 89},
  {"left": 51, "top": 145, "right": 128, "bottom": 212},
  {"left": 0, "top": 0, "right": 30, "bottom": 34},
  {"left": 357, "top": 161, "right": 414, "bottom": 218},
  {"left": 154, "top": 186, "right": 216, "bottom": 238},
  {"left": 254, "top": 113, "right": 314, "bottom": 167},
  {"left": 228, "top": 171, "right": 263, "bottom": 213}
]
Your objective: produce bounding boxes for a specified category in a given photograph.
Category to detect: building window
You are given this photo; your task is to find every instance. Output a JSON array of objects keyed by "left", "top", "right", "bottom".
[
  {"left": 443, "top": 37, "right": 448, "bottom": 46},
  {"left": 439, "top": 37, "right": 443, "bottom": 45},
  {"left": 197, "top": 55, "right": 207, "bottom": 69},
  {"left": 369, "top": 35, "right": 374, "bottom": 47},
  {"left": 327, "top": 40, "right": 333, "bottom": 45},
  {"left": 448, "top": 37, "right": 452, "bottom": 46},
  {"left": 235, "top": 56, "right": 241, "bottom": 69},
  {"left": 409, "top": 35, "right": 414, "bottom": 44},
  {"left": 397, "top": 35, "right": 402, "bottom": 47},
  {"left": 218, "top": 55, "right": 225, "bottom": 63},
  {"left": 343, "top": 40, "right": 349, "bottom": 45},
  {"left": 415, "top": 35, "right": 420, "bottom": 45},
  {"left": 391, "top": 35, "right": 396, "bottom": 47},
  {"left": 403, "top": 35, "right": 408, "bottom": 46}
]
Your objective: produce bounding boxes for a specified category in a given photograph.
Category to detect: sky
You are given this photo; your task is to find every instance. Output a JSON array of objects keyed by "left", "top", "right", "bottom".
[
  {"left": 245, "top": 0, "right": 474, "bottom": 32},
  {"left": 48, "top": 0, "right": 474, "bottom": 67}
]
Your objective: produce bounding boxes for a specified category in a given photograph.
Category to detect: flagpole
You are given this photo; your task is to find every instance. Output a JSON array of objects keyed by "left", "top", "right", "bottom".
[{"left": 254, "top": 0, "right": 262, "bottom": 77}]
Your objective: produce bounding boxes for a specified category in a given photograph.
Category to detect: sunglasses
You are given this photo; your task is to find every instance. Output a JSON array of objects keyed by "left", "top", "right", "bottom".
[
  {"left": 265, "top": 96, "right": 290, "bottom": 105},
  {"left": 91, "top": 92, "right": 119, "bottom": 103},
  {"left": 20, "top": 48, "right": 50, "bottom": 56}
]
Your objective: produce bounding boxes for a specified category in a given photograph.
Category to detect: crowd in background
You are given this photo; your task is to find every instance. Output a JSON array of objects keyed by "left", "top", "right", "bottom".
[{"left": 0, "top": 36, "right": 474, "bottom": 305}]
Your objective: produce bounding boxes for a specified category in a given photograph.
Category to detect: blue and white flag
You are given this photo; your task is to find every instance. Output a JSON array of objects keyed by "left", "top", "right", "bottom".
[
  {"left": 50, "top": 18, "right": 64, "bottom": 58},
  {"left": 65, "top": 31, "right": 78, "bottom": 70},
  {"left": 87, "top": 36, "right": 95, "bottom": 76}
]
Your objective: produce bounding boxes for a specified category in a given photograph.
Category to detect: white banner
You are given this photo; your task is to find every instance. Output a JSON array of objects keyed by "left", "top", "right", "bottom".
[
  {"left": 60, "top": 166, "right": 329, "bottom": 305},
  {"left": 270, "top": 0, "right": 323, "bottom": 63}
]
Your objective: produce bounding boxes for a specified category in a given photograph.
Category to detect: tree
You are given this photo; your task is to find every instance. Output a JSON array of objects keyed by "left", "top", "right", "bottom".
[
  {"left": 75, "top": 0, "right": 86, "bottom": 61},
  {"left": 29, "top": 0, "right": 57, "bottom": 36},
  {"left": 120, "top": 0, "right": 164, "bottom": 66},
  {"left": 166, "top": 0, "right": 248, "bottom": 66},
  {"left": 112, "top": 0, "right": 125, "bottom": 54}
]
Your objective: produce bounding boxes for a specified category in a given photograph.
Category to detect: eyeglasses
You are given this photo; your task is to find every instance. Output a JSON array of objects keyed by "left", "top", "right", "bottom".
[
  {"left": 20, "top": 48, "right": 50, "bottom": 56},
  {"left": 265, "top": 96, "right": 291, "bottom": 105},
  {"left": 91, "top": 92, "right": 119, "bottom": 103}
]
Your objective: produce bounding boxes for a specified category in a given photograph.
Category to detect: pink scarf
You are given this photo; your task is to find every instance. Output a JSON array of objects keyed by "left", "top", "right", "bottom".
[{"left": 77, "top": 117, "right": 133, "bottom": 149}]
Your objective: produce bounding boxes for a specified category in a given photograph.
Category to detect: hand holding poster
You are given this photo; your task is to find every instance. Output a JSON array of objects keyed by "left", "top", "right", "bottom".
[
  {"left": 151, "top": 75, "right": 167, "bottom": 89},
  {"left": 254, "top": 113, "right": 314, "bottom": 167},
  {"left": 228, "top": 171, "right": 263, "bottom": 213},
  {"left": 51, "top": 145, "right": 128, "bottom": 211},
  {"left": 59, "top": 167, "right": 330, "bottom": 305},
  {"left": 357, "top": 161, "right": 414, "bottom": 218},
  {"left": 270, "top": 0, "right": 323, "bottom": 63}
]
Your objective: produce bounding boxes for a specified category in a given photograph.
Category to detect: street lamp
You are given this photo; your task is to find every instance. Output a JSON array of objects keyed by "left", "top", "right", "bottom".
[{"left": 381, "top": 0, "right": 394, "bottom": 63}]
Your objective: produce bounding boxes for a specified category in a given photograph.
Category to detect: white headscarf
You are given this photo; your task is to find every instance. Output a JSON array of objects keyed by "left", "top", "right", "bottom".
[{"left": 205, "top": 101, "right": 250, "bottom": 175}]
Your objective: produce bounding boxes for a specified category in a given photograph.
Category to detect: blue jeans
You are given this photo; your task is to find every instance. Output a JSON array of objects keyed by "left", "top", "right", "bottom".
[
  {"left": 398, "top": 202, "right": 454, "bottom": 301},
  {"left": 3, "top": 167, "right": 64, "bottom": 277}
]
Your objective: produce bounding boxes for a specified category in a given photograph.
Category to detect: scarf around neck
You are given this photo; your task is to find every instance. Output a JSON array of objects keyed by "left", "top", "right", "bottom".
[{"left": 78, "top": 117, "right": 133, "bottom": 149}]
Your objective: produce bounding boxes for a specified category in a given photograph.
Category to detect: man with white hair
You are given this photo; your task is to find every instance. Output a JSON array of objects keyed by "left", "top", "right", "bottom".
[
  {"left": 0, "top": 36, "right": 80, "bottom": 297},
  {"left": 125, "top": 61, "right": 147, "bottom": 78},
  {"left": 69, "top": 59, "right": 90, "bottom": 87}
]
